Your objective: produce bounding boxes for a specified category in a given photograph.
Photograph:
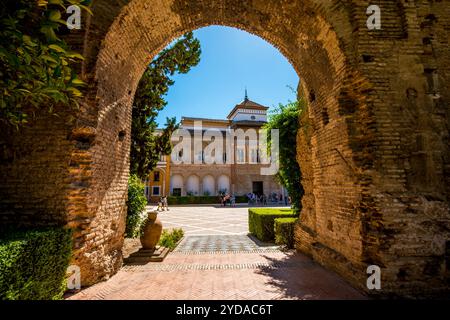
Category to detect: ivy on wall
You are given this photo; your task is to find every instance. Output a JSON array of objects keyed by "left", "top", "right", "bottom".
[
  {"left": 264, "top": 97, "right": 306, "bottom": 213},
  {"left": 0, "top": 0, "right": 91, "bottom": 128}
]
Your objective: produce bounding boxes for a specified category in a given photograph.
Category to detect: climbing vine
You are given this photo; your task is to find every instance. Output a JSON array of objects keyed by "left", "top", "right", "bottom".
[
  {"left": 264, "top": 97, "right": 306, "bottom": 212},
  {"left": 0, "top": 0, "right": 92, "bottom": 128}
]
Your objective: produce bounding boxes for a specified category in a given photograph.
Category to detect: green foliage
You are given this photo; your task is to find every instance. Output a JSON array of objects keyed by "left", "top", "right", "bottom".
[
  {"left": 158, "top": 228, "right": 184, "bottom": 250},
  {"left": 167, "top": 196, "right": 248, "bottom": 205},
  {"left": 264, "top": 97, "right": 306, "bottom": 212},
  {"left": 126, "top": 174, "right": 148, "bottom": 238},
  {"left": 131, "top": 32, "right": 201, "bottom": 179},
  {"left": 248, "top": 208, "right": 298, "bottom": 242},
  {"left": 0, "top": 227, "right": 72, "bottom": 300},
  {"left": 274, "top": 217, "right": 298, "bottom": 249},
  {"left": 0, "top": 0, "right": 91, "bottom": 128},
  {"left": 168, "top": 196, "right": 220, "bottom": 205}
]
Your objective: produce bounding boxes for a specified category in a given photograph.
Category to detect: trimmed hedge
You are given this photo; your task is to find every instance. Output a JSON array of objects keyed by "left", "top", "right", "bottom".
[
  {"left": 168, "top": 196, "right": 248, "bottom": 205},
  {"left": 274, "top": 218, "right": 299, "bottom": 248},
  {"left": 168, "top": 196, "right": 220, "bottom": 205},
  {"left": 248, "top": 208, "right": 298, "bottom": 242},
  {"left": 0, "top": 227, "right": 72, "bottom": 300}
]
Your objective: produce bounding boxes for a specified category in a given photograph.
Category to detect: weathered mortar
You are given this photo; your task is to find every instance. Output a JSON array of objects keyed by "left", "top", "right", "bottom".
[{"left": 0, "top": 0, "right": 448, "bottom": 296}]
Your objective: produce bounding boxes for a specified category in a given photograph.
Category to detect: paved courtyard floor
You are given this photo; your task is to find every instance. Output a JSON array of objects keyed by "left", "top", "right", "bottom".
[
  {"left": 68, "top": 205, "right": 366, "bottom": 300},
  {"left": 155, "top": 204, "right": 263, "bottom": 235}
]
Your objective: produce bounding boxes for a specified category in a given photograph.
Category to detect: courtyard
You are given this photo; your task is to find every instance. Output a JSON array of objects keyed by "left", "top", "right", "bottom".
[
  {"left": 1, "top": 0, "right": 448, "bottom": 301},
  {"left": 67, "top": 205, "right": 366, "bottom": 300}
]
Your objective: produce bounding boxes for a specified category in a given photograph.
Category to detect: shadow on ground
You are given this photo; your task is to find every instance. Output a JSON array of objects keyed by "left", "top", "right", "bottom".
[{"left": 255, "top": 252, "right": 368, "bottom": 300}]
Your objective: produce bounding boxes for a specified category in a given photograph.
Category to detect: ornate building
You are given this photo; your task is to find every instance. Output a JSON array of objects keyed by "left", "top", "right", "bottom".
[{"left": 146, "top": 94, "right": 286, "bottom": 203}]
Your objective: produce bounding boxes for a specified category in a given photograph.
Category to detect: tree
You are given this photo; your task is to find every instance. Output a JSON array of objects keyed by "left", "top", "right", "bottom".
[
  {"left": 130, "top": 32, "right": 201, "bottom": 179},
  {"left": 0, "top": 0, "right": 91, "bottom": 128},
  {"left": 264, "top": 97, "right": 305, "bottom": 212}
]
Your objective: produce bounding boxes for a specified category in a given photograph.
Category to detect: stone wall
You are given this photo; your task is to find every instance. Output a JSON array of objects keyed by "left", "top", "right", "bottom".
[{"left": 0, "top": 0, "right": 448, "bottom": 296}]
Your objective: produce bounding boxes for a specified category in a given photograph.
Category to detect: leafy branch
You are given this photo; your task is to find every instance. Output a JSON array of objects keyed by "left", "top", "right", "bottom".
[{"left": 0, "top": 0, "right": 92, "bottom": 128}]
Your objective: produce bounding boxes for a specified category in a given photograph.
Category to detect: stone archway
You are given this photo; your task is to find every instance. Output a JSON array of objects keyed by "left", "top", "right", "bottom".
[
  {"left": 0, "top": 0, "right": 448, "bottom": 296},
  {"left": 186, "top": 175, "right": 200, "bottom": 195},
  {"left": 217, "top": 175, "right": 231, "bottom": 195},
  {"left": 202, "top": 175, "right": 215, "bottom": 196},
  {"left": 170, "top": 174, "right": 184, "bottom": 196}
]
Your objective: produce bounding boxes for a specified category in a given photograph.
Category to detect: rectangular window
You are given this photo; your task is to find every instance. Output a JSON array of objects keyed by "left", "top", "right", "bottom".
[
  {"left": 223, "top": 152, "right": 227, "bottom": 163},
  {"left": 172, "top": 188, "right": 182, "bottom": 197},
  {"left": 152, "top": 186, "right": 160, "bottom": 196},
  {"left": 154, "top": 171, "right": 160, "bottom": 182}
]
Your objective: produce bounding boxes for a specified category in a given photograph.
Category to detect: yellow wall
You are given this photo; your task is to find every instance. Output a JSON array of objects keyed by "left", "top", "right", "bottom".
[{"left": 147, "top": 155, "right": 171, "bottom": 203}]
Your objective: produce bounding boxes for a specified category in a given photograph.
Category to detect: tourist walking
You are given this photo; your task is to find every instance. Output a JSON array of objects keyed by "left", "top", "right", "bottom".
[
  {"left": 157, "top": 196, "right": 163, "bottom": 211},
  {"left": 162, "top": 196, "right": 169, "bottom": 211}
]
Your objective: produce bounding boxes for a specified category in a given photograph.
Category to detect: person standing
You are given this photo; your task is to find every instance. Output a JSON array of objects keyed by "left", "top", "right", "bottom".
[
  {"left": 231, "top": 194, "right": 236, "bottom": 207},
  {"left": 157, "top": 196, "right": 163, "bottom": 211},
  {"left": 163, "top": 195, "right": 169, "bottom": 211}
]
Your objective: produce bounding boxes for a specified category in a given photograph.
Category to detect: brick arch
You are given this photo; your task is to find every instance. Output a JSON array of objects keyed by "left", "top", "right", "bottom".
[
  {"left": 70, "top": 0, "right": 364, "bottom": 286},
  {"left": 1, "top": 0, "right": 449, "bottom": 296}
]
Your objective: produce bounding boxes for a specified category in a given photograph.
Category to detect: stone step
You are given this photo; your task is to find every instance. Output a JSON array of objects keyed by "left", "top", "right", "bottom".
[{"left": 124, "top": 247, "right": 170, "bottom": 264}]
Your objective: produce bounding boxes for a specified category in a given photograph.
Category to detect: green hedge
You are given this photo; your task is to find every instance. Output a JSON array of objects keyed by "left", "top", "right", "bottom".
[
  {"left": 126, "top": 174, "right": 148, "bottom": 238},
  {"left": 248, "top": 208, "right": 298, "bottom": 242},
  {"left": 0, "top": 227, "right": 72, "bottom": 300},
  {"left": 168, "top": 196, "right": 248, "bottom": 205},
  {"left": 274, "top": 218, "right": 299, "bottom": 248},
  {"left": 168, "top": 196, "right": 220, "bottom": 205}
]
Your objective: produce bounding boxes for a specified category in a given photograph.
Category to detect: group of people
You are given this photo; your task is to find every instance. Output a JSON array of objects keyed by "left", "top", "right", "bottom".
[
  {"left": 156, "top": 192, "right": 290, "bottom": 209},
  {"left": 220, "top": 194, "right": 236, "bottom": 207},
  {"left": 247, "top": 192, "right": 289, "bottom": 206},
  {"left": 156, "top": 196, "right": 169, "bottom": 211}
]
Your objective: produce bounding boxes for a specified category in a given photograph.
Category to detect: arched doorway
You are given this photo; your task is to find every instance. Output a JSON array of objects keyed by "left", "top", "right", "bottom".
[
  {"left": 217, "top": 175, "right": 231, "bottom": 195},
  {"left": 202, "top": 175, "right": 215, "bottom": 196},
  {"left": 0, "top": 0, "right": 448, "bottom": 296},
  {"left": 170, "top": 174, "right": 184, "bottom": 197},
  {"left": 186, "top": 175, "right": 200, "bottom": 196}
]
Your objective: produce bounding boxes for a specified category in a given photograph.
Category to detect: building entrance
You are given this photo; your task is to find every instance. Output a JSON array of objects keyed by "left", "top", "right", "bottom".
[{"left": 252, "top": 181, "right": 264, "bottom": 196}]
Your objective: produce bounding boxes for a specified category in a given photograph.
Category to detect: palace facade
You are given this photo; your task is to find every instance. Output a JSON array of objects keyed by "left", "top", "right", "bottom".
[{"left": 145, "top": 95, "right": 286, "bottom": 203}]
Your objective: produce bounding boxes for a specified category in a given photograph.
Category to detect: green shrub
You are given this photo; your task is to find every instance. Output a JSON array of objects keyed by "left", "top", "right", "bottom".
[
  {"left": 126, "top": 174, "right": 148, "bottom": 238},
  {"left": 0, "top": 227, "right": 72, "bottom": 300},
  {"left": 248, "top": 208, "right": 298, "bottom": 242},
  {"left": 168, "top": 196, "right": 248, "bottom": 205},
  {"left": 235, "top": 196, "right": 248, "bottom": 203},
  {"left": 168, "top": 196, "right": 220, "bottom": 205},
  {"left": 158, "top": 228, "right": 184, "bottom": 250},
  {"left": 274, "top": 218, "right": 299, "bottom": 248}
]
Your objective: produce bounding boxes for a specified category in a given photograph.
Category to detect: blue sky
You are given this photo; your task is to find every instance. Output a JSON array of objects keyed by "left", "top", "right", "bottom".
[{"left": 155, "top": 26, "right": 299, "bottom": 127}]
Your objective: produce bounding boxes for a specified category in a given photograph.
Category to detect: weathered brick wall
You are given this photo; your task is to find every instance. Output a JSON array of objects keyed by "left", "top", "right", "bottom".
[
  {"left": 0, "top": 0, "right": 448, "bottom": 296},
  {"left": 296, "top": 0, "right": 450, "bottom": 297}
]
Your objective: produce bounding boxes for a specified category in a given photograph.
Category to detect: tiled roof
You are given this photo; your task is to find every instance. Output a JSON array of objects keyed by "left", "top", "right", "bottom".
[{"left": 227, "top": 99, "right": 269, "bottom": 119}]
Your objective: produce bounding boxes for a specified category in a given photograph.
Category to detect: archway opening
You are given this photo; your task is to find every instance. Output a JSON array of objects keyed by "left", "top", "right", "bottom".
[
  {"left": 1, "top": 0, "right": 448, "bottom": 299},
  {"left": 75, "top": 0, "right": 366, "bottom": 292}
]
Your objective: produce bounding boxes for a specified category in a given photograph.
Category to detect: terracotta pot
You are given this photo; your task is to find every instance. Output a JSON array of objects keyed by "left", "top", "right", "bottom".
[{"left": 140, "top": 211, "right": 163, "bottom": 250}]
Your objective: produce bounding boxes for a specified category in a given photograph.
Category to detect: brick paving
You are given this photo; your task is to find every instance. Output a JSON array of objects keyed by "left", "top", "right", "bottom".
[{"left": 67, "top": 206, "right": 367, "bottom": 300}]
